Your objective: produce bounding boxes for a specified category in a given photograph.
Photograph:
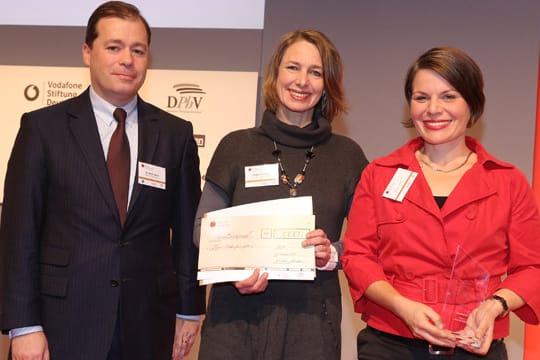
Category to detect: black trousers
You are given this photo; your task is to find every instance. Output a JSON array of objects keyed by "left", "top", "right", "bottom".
[{"left": 357, "top": 326, "right": 508, "bottom": 360}]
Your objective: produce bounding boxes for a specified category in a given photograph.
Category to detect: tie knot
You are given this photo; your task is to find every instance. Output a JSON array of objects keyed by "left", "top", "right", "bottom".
[{"left": 113, "top": 108, "right": 127, "bottom": 124}]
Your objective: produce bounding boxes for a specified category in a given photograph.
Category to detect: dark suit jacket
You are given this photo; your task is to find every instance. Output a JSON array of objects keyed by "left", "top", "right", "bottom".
[{"left": 0, "top": 89, "right": 205, "bottom": 360}]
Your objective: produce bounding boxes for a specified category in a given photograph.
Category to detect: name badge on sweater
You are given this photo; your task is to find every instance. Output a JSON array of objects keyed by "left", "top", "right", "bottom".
[
  {"left": 382, "top": 168, "right": 417, "bottom": 202},
  {"left": 245, "top": 163, "right": 279, "bottom": 188},
  {"left": 138, "top": 161, "right": 166, "bottom": 190}
]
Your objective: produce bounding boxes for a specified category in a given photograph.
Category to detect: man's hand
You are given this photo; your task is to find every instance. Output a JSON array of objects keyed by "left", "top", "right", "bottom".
[
  {"left": 11, "top": 331, "right": 50, "bottom": 360},
  {"left": 172, "top": 318, "right": 201, "bottom": 359}
]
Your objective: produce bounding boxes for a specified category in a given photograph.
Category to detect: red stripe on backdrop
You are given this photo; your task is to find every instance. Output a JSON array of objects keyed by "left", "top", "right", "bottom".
[{"left": 523, "top": 51, "right": 540, "bottom": 360}]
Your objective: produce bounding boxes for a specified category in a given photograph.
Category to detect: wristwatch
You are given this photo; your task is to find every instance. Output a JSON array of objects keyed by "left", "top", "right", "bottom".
[{"left": 491, "top": 294, "right": 510, "bottom": 318}]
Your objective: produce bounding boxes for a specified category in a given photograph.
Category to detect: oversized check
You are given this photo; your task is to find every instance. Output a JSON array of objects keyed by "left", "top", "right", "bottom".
[{"left": 198, "top": 213, "right": 315, "bottom": 284}]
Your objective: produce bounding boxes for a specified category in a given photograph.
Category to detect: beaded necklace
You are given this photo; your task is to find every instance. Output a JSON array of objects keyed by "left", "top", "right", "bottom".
[{"left": 272, "top": 141, "right": 315, "bottom": 197}]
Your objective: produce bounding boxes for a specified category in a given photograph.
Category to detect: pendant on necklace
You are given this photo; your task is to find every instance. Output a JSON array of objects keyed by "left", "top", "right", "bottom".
[{"left": 272, "top": 141, "right": 314, "bottom": 197}]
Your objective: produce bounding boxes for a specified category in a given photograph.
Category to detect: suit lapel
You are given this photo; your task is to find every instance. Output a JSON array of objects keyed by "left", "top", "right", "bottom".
[
  {"left": 127, "top": 99, "right": 161, "bottom": 217},
  {"left": 68, "top": 90, "right": 120, "bottom": 224}
]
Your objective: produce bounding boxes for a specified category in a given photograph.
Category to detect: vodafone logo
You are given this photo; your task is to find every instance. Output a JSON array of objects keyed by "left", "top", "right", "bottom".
[{"left": 24, "top": 84, "right": 39, "bottom": 101}]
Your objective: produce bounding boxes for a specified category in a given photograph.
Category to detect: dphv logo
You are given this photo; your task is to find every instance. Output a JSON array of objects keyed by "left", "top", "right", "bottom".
[{"left": 167, "top": 83, "right": 205, "bottom": 112}]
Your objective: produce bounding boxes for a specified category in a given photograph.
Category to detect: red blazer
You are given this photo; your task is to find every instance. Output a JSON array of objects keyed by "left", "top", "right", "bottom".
[
  {"left": 343, "top": 137, "right": 540, "bottom": 340},
  {"left": 0, "top": 89, "right": 204, "bottom": 359}
]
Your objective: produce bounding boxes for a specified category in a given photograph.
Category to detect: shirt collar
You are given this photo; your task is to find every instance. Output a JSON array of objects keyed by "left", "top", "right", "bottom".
[{"left": 89, "top": 87, "right": 138, "bottom": 127}]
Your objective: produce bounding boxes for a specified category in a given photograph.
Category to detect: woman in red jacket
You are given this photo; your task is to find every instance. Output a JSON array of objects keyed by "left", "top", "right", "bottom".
[{"left": 343, "top": 46, "right": 540, "bottom": 359}]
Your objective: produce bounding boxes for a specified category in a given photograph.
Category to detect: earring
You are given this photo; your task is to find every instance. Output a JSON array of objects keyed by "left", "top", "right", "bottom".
[{"left": 320, "top": 90, "right": 328, "bottom": 114}]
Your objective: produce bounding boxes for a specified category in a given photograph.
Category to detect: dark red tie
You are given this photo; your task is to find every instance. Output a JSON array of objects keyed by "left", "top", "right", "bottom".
[{"left": 107, "top": 108, "right": 130, "bottom": 225}]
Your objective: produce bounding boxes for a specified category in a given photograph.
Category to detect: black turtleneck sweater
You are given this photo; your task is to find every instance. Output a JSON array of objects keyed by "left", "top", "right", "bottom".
[{"left": 200, "top": 109, "right": 368, "bottom": 358}]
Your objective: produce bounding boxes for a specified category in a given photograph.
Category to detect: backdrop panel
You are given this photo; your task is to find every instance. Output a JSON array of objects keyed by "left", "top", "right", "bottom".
[{"left": 0, "top": 65, "right": 258, "bottom": 199}]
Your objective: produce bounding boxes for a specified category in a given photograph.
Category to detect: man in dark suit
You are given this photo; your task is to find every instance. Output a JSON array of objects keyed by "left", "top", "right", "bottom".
[{"left": 0, "top": 2, "right": 205, "bottom": 359}]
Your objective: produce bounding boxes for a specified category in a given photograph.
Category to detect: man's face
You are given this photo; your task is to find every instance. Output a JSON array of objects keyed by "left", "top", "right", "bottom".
[{"left": 82, "top": 16, "right": 149, "bottom": 106}]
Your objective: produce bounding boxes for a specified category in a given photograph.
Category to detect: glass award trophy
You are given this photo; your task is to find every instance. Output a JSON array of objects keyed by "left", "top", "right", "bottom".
[{"left": 439, "top": 244, "right": 490, "bottom": 350}]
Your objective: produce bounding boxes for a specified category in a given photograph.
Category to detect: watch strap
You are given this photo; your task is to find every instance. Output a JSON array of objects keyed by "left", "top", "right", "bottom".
[{"left": 491, "top": 294, "right": 509, "bottom": 318}]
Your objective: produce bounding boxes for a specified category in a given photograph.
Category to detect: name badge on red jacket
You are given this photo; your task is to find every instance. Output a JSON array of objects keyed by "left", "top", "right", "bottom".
[{"left": 382, "top": 168, "right": 417, "bottom": 202}]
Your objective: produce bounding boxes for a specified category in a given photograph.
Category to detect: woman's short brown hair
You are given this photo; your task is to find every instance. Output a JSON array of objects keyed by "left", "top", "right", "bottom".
[
  {"left": 403, "top": 46, "right": 485, "bottom": 128},
  {"left": 262, "top": 29, "right": 347, "bottom": 123}
]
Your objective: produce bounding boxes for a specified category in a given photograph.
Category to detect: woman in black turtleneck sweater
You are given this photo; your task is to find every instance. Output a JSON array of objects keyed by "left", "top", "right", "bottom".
[{"left": 194, "top": 29, "right": 368, "bottom": 360}]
